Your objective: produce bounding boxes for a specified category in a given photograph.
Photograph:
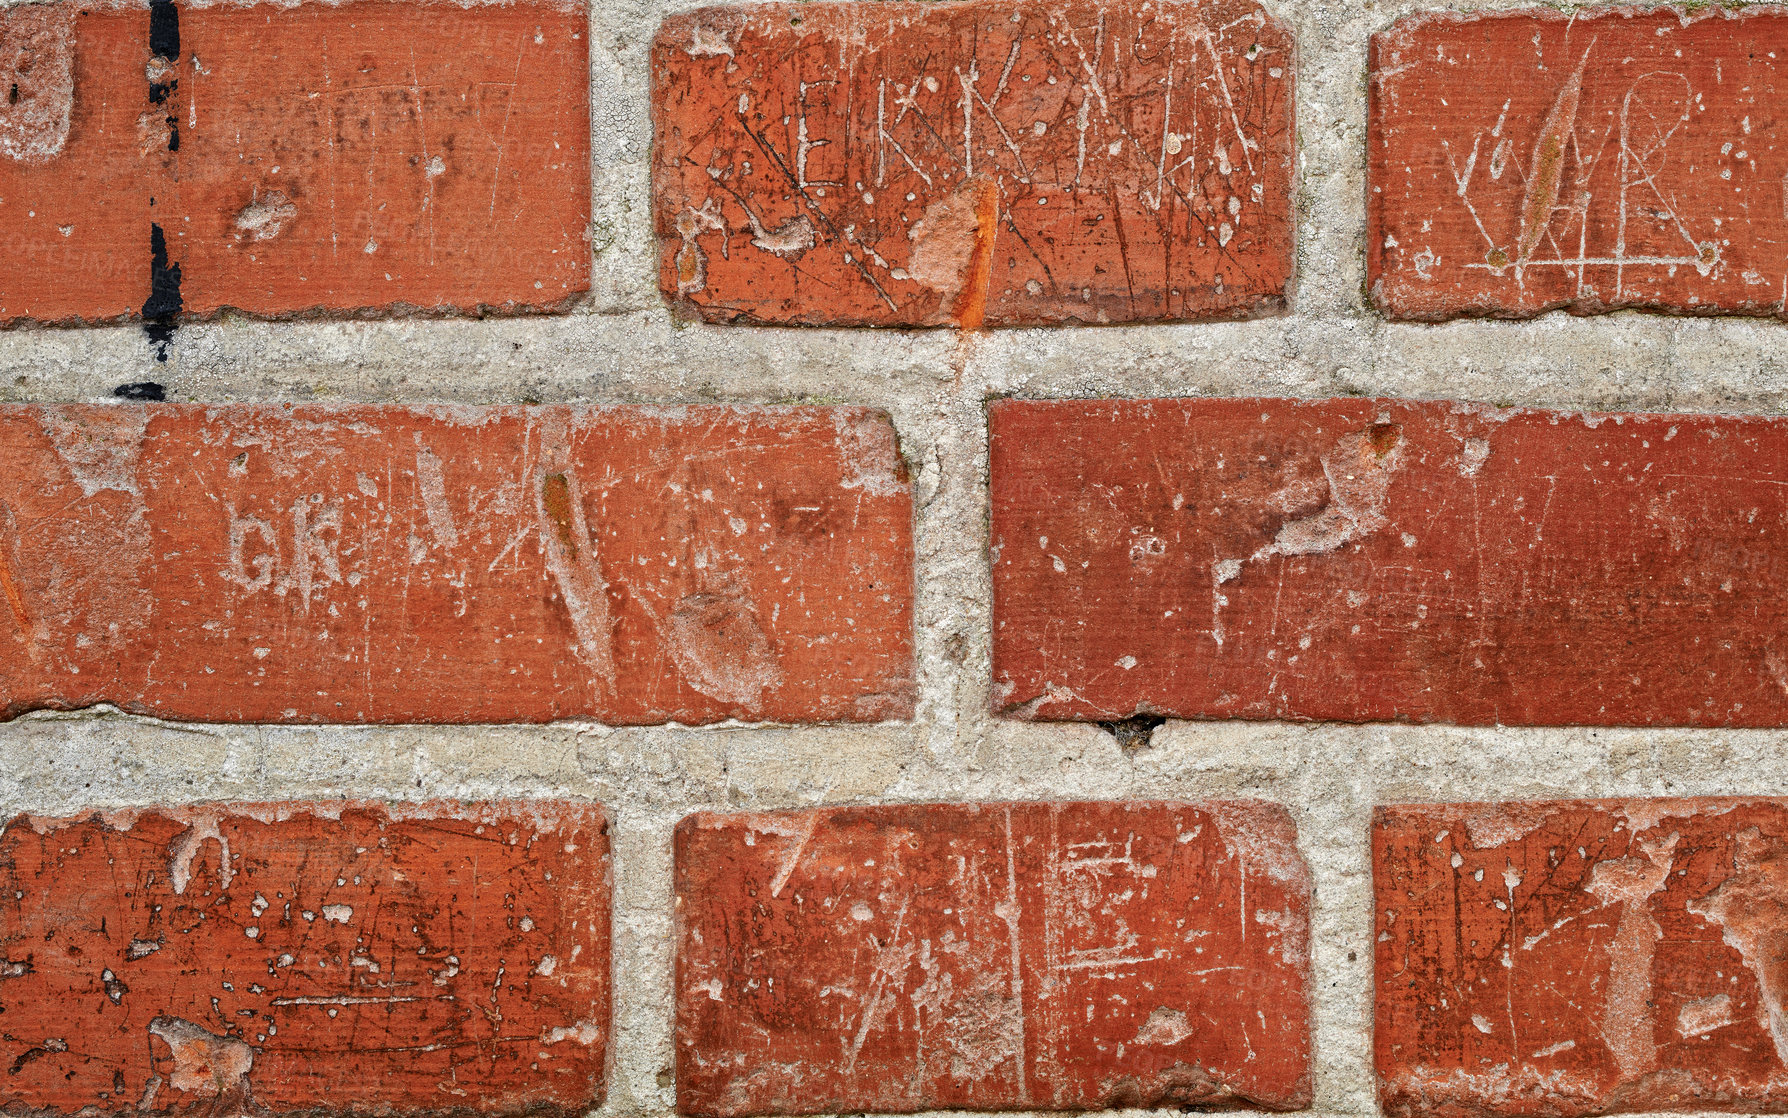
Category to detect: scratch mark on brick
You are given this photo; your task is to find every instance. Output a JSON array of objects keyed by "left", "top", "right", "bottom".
[
  {"left": 769, "top": 810, "right": 817, "bottom": 898},
  {"left": 536, "top": 460, "right": 615, "bottom": 687},
  {"left": 414, "top": 440, "right": 458, "bottom": 552},
  {"left": 1690, "top": 827, "right": 1788, "bottom": 1066},
  {"left": 0, "top": 507, "right": 31, "bottom": 639},
  {"left": 1516, "top": 42, "right": 1592, "bottom": 272},
  {"left": 1585, "top": 831, "right": 1677, "bottom": 1079}
]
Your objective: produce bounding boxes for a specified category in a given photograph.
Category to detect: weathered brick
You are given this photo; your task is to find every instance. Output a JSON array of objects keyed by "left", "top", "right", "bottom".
[
  {"left": 1370, "top": 8, "right": 1788, "bottom": 320},
  {"left": 0, "top": 405, "right": 914, "bottom": 724},
  {"left": 0, "top": 0, "right": 589, "bottom": 326},
  {"left": 1376, "top": 798, "right": 1788, "bottom": 1117},
  {"left": 675, "top": 800, "right": 1312, "bottom": 1115},
  {"left": 990, "top": 398, "right": 1788, "bottom": 726},
  {"left": 651, "top": 0, "right": 1294, "bottom": 327},
  {"left": 0, "top": 801, "right": 610, "bottom": 1117}
]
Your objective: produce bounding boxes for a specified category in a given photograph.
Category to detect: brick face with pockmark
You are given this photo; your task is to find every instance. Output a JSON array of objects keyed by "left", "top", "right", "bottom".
[
  {"left": 0, "top": 0, "right": 589, "bottom": 326},
  {"left": 0, "top": 405, "right": 913, "bottom": 724},
  {"left": 1377, "top": 798, "right": 1788, "bottom": 1117},
  {"left": 0, "top": 802, "right": 610, "bottom": 1117},
  {"left": 652, "top": 0, "right": 1294, "bottom": 327},
  {"left": 991, "top": 398, "right": 1788, "bottom": 726},
  {"left": 675, "top": 800, "right": 1312, "bottom": 1116},
  {"left": 1370, "top": 8, "right": 1788, "bottom": 320}
]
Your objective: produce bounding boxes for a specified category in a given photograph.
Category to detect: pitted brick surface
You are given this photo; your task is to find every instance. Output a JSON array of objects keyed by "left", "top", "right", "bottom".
[{"left": 0, "top": 801, "right": 611, "bottom": 1117}]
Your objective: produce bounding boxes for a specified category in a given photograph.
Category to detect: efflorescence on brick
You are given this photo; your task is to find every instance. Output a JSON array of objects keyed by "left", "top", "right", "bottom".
[
  {"left": 0, "top": 801, "right": 611, "bottom": 1117},
  {"left": 1376, "top": 798, "right": 1788, "bottom": 1117},
  {"left": 1370, "top": 7, "right": 1788, "bottom": 321},
  {"left": 990, "top": 397, "right": 1788, "bottom": 727},
  {"left": 0, "top": 0, "right": 591, "bottom": 330},
  {"left": 652, "top": 0, "right": 1295, "bottom": 327},
  {"left": 0, "top": 405, "right": 915, "bottom": 725},
  {"left": 674, "top": 800, "right": 1313, "bottom": 1116}
]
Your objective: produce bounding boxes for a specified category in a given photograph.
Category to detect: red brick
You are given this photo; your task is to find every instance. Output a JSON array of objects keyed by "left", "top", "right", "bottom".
[
  {"left": 1376, "top": 798, "right": 1788, "bottom": 1117},
  {"left": 990, "top": 398, "right": 1788, "bottom": 726},
  {"left": 0, "top": 801, "right": 610, "bottom": 1117},
  {"left": 0, "top": 0, "right": 589, "bottom": 326},
  {"left": 651, "top": 0, "right": 1294, "bottom": 327},
  {"left": 0, "top": 404, "right": 914, "bottom": 724},
  {"left": 674, "top": 800, "right": 1312, "bottom": 1115},
  {"left": 1369, "top": 8, "right": 1788, "bottom": 321}
]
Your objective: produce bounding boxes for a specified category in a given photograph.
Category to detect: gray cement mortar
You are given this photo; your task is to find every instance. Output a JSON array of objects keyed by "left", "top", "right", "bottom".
[{"left": 2, "top": 0, "right": 1786, "bottom": 1115}]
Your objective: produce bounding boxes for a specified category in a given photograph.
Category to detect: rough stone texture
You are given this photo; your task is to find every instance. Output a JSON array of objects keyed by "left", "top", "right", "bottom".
[
  {"left": 0, "top": 404, "right": 914, "bottom": 724},
  {"left": 0, "top": 0, "right": 589, "bottom": 327},
  {"left": 991, "top": 397, "right": 1788, "bottom": 727},
  {"left": 1370, "top": 8, "right": 1788, "bottom": 321},
  {"left": 651, "top": 0, "right": 1294, "bottom": 327},
  {"left": 1376, "top": 797, "right": 1788, "bottom": 1117},
  {"left": 674, "top": 800, "right": 1312, "bottom": 1116},
  {"left": 0, "top": 801, "right": 611, "bottom": 1117}
]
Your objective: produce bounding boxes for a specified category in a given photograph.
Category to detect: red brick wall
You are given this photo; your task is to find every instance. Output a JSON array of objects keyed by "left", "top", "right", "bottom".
[{"left": 3, "top": 1, "right": 1788, "bottom": 1117}]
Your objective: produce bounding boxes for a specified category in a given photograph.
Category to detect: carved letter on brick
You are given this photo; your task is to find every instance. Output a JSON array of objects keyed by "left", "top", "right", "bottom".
[
  {"left": 991, "top": 398, "right": 1788, "bottom": 727},
  {"left": 0, "top": 802, "right": 611, "bottom": 1117},
  {"left": 1370, "top": 8, "right": 1788, "bottom": 320},
  {"left": 0, "top": 0, "right": 590, "bottom": 326},
  {"left": 0, "top": 405, "right": 914, "bottom": 724},
  {"left": 675, "top": 801, "right": 1313, "bottom": 1115},
  {"left": 1377, "top": 798, "right": 1788, "bottom": 1117},
  {"left": 652, "top": 0, "right": 1295, "bottom": 327}
]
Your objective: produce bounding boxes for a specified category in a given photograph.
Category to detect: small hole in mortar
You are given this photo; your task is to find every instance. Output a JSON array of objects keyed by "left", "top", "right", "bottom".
[{"left": 1097, "top": 714, "right": 1167, "bottom": 753}]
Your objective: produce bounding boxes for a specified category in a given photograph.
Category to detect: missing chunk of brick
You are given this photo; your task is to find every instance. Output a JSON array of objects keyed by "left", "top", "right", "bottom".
[{"left": 0, "top": 5, "right": 75, "bottom": 163}]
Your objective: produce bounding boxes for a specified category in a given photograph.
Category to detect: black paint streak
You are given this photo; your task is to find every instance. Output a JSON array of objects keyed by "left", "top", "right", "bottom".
[
  {"left": 113, "top": 382, "right": 166, "bottom": 401},
  {"left": 142, "top": 225, "right": 182, "bottom": 362},
  {"left": 149, "top": 0, "right": 178, "bottom": 62},
  {"left": 1097, "top": 713, "right": 1168, "bottom": 752},
  {"left": 143, "top": 2, "right": 182, "bottom": 360},
  {"left": 147, "top": 0, "right": 179, "bottom": 152}
]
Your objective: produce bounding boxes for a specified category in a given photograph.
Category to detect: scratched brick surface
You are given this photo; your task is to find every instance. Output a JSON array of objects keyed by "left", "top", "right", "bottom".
[
  {"left": 0, "top": 801, "right": 610, "bottom": 1117},
  {"left": 651, "top": 0, "right": 1294, "bottom": 327},
  {"left": 0, "top": 405, "right": 914, "bottom": 724},
  {"left": 0, "top": 0, "right": 589, "bottom": 326},
  {"left": 1370, "top": 8, "right": 1788, "bottom": 320},
  {"left": 1377, "top": 798, "right": 1788, "bottom": 1117},
  {"left": 990, "top": 398, "right": 1788, "bottom": 726},
  {"left": 674, "top": 800, "right": 1313, "bottom": 1116}
]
